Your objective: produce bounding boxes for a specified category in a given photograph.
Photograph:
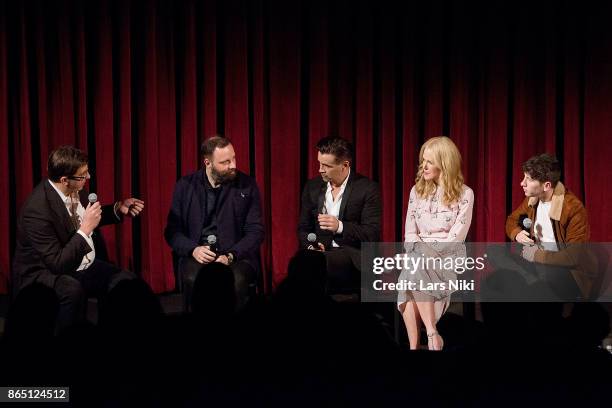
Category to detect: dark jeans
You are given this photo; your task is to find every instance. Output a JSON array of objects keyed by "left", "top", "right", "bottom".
[
  {"left": 25, "top": 259, "right": 135, "bottom": 331},
  {"left": 180, "top": 257, "right": 256, "bottom": 312},
  {"left": 324, "top": 246, "right": 361, "bottom": 294},
  {"left": 482, "top": 245, "right": 582, "bottom": 302}
]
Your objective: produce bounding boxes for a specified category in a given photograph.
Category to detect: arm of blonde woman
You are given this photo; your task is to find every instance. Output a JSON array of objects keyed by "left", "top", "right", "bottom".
[{"left": 404, "top": 186, "right": 422, "bottom": 252}]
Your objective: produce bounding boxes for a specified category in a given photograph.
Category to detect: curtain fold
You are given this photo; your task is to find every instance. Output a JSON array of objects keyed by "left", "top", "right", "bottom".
[{"left": 0, "top": 0, "right": 8, "bottom": 293}]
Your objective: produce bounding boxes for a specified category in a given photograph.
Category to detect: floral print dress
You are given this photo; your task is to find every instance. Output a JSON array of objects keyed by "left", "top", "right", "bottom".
[{"left": 397, "top": 184, "right": 474, "bottom": 316}]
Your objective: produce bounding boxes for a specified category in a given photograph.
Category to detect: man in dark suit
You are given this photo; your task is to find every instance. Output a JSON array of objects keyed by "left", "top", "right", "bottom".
[
  {"left": 297, "top": 136, "right": 381, "bottom": 293},
  {"left": 12, "top": 146, "right": 145, "bottom": 330},
  {"left": 165, "top": 136, "right": 264, "bottom": 311}
]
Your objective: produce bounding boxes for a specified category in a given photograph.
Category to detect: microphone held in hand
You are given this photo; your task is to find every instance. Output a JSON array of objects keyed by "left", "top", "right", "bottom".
[
  {"left": 206, "top": 234, "right": 219, "bottom": 259},
  {"left": 88, "top": 193, "right": 98, "bottom": 204},
  {"left": 307, "top": 232, "right": 324, "bottom": 251},
  {"left": 518, "top": 214, "right": 534, "bottom": 240},
  {"left": 522, "top": 217, "right": 533, "bottom": 230},
  {"left": 518, "top": 214, "right": 532, "bottom": 230}
]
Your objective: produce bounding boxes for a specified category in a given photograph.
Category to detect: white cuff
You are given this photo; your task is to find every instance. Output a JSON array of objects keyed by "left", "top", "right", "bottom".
[
  {"left": 336, "top": 220, "right": 343, "bottom": 234},
  {"left": 77, "top": 229, "right": 95, "bottom": 251}
]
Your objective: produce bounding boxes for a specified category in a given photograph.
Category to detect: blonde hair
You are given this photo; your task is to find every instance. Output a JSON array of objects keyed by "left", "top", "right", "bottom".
[{"left": 414, "top": 136, "right": 464, "bottom": 206}]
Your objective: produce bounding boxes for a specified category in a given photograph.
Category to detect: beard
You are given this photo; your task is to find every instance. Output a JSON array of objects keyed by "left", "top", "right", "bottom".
[{"left": 212, "top": 167, "right": 237, "bottom": 184}]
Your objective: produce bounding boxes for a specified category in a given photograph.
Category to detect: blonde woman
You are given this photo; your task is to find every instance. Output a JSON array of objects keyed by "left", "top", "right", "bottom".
[{"left": 398, "top": 137, "right": 474, "bottom": 350}]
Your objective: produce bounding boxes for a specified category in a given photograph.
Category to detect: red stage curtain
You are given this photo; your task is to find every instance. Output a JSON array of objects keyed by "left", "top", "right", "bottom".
[{"left": 2, "top": 0, "right": 612, "bottom": 294}]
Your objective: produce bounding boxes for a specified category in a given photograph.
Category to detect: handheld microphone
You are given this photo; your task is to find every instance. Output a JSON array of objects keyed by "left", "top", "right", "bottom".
[
  {"left": 88, "top": 193, "right": 98, "bottom": 204},
  {"left": 518, "top": 214, "right": 534, "bottom": 240},
  {"left": 307, "top": 232, "right": 324, "bottom": 251},
  {"left": 522, "top": 217, "right": 533, "bottom": 231},
  {"left": 206, "top": 234, "right": 219, "bottom": 258}
]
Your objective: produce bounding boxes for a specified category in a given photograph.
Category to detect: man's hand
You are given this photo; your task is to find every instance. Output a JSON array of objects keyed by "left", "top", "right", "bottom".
[
  {"left": 215, "top": 255, "right": 230, "bottom": 265},
  {"left": 192, "top": 245, "right": 217, "bottom": 264},
  {"left": 521, "top": 243, "right": 538, "bottom": 262},
  {"left": 515, "top": 230, "right": 534, "bottom": 245},
  {"left": 80, "top": 202, "right": 102, "bottom": 236},
  {"left": 117, "top": 198, "right": 145, "bottom": 217},
  {"left": 307, "top": 242, "right": 326, "bottom": 252},
  {"left": 318, "top": 214, "right": 339, "bottom": 233}
]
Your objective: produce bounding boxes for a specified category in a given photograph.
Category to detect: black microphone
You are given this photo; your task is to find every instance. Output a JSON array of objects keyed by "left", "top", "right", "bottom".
[
  {"left": 206, "top": 234, "right": 219, "bottom": 258},
  {"left": 519, "top": 214, "right": 533, "bottom": 231},
  {"left": 307, "top": 232, "right": 324, "bottom": 251},
  {"left": 522, "top": 217, "right": 533, "bottom": 231},
  {"left": 518, "top": 214, "right": 534, "bottom": 240}
]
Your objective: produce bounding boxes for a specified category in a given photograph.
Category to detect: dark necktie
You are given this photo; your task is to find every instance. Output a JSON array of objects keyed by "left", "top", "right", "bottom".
[{"left": 70, "top": 197, "right": 80, "bottom": 230}]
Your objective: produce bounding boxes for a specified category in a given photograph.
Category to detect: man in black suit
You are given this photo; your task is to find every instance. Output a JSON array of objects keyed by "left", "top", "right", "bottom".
[
  {"left": 165, "top": 136, "right": 264, "bottom": 311},
  {"left": 297, "top": 136, "right": 381, "bottom": 293},
  {"left": 12, "top": 146, "right": 145, "bottom": 330}
]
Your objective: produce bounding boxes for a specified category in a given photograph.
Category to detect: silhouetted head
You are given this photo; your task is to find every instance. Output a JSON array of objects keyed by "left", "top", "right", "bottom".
[
  {"left": 4, "top": 283, "right": 59, "bottom": 343},
  {"left": 191, "top": 262, "right": 236, "bottom": 317},
  {"left": 276, "top": 250, "right": 328, "bottom": 302},
  {"left": 100, "top": 278, "right": 163, "bottom": 332},
  {"left": 567, "top": 303, "right": 610, "bottom": 349}
]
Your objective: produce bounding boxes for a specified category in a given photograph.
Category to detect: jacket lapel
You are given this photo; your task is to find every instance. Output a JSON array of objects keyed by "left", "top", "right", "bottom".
[
  {"left": 338, "top": 171, "right": 354, "bottom": 221},
  {"left": 548, "top": 182, "right": 565, "bottom": 221},
  {"left": 527, "top": 181, "right": 565, "bottom": 222},
  {"left": 316, "top": 180, "right": 326, "bottom": 214},
  {"left": 44, "top": 180, "right": 77, "bottom": 235}
]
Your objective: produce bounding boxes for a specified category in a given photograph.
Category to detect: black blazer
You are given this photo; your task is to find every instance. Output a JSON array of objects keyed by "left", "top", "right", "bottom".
[
  {"left": 164, "top": 170, "right": 264, "bottom": 272},
  {"left": 12, "top": 180, "right": 121, "bottom": 289},
  {"left": 297, "top": 171, "right": 381, "bottom": 250}
]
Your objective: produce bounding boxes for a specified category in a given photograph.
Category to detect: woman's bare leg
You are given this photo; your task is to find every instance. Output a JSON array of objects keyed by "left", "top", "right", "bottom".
[
  {"left": 415, "top": 300, "right": 443, "bottom": 350},
  {"left": 400, "top": 299, "right": 422, "bottom": 350}
]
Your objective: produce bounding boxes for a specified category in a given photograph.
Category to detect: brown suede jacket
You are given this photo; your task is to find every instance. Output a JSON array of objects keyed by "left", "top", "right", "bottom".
[{"left": 505, "top": 182, "right": 597, "bottom": 297}]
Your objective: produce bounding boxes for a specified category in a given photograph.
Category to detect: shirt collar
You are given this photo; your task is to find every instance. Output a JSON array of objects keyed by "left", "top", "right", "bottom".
[
  {"left": 48, "top": 179, "right": 72, "bottom": 205},
  {"left": 326, "top": 167, "right": 351, "bottom": 193}
]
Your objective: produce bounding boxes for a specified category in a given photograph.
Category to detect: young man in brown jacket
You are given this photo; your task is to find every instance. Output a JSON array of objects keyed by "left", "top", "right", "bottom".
[{"left": 505, "top": 153, "right": 596, "bottom": 298}]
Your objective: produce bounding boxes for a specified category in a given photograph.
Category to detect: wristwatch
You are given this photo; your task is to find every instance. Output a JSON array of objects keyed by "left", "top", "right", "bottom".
[{"left": 226, "top": 252, "right": 235, "bottom": 265}]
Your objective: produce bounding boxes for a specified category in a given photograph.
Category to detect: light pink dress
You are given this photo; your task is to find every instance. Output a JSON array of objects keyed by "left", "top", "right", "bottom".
[{"left": 397, "top": 184, "right": 474, "bottom": 320}]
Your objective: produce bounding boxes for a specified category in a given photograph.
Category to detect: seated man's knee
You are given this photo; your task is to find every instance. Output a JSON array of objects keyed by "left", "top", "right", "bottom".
[
  {"left": 233, "top": 264, "right": 256, "bottom": 292},
  {"left": 181, "top": 264, "right": 200, "bottom": 289},
  {"left": 55, "top": 275, "right": 85, "bottom": 304},
  {"left": 108, "top": 270, "right": 137, "bottom": 291},
  {"left": 233, "top": 269, "right": 247, "bottom": 291}
]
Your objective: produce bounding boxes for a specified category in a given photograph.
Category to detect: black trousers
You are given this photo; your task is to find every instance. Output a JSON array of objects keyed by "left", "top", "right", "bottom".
[
  {"left": 27, "top": 259, "right": 135, "bottom": 331},
  {"left": 324, "top": 246, "right": 361, "bottom": 294},
  {"left": 180, "top": 257, "right": 256, "bottom": 312}
]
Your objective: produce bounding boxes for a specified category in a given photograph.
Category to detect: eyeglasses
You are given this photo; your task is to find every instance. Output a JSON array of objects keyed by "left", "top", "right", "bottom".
[{"left": 68, "top": 171, "right": 91, "bottom": 181}]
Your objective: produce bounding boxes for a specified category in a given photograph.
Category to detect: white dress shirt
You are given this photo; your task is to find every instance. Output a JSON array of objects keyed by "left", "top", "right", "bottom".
[
  {"left": 48, "top": 180, "right": 95, "bottom": 270},
  {"left": 324, "top": 168, "right": 349, "bottom": 247}
]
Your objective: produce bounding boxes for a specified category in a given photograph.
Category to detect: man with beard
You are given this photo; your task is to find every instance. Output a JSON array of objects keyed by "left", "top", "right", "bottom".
[
  {"left": 165, "top": 136, "right": 264, "bottom": 311},
  {"left": 297, "top": 136, "right": 381, "bottom": 294}
]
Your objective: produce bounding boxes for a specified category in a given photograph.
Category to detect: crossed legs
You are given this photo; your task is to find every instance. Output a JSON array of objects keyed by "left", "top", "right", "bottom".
[{"left": 399, "top": 294, "right": 446, "bottom": 350}]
